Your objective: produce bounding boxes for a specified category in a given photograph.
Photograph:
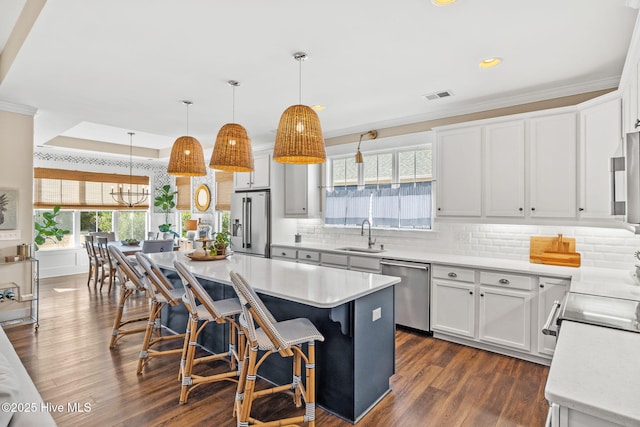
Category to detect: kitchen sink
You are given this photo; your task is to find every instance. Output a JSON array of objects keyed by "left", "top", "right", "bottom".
[{"left": 335, "top": 247, "right": 385, "bottom": 253}]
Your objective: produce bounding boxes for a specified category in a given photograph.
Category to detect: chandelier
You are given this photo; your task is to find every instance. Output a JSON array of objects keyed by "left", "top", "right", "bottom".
[{"left": 110, "top": 132, "right": 149, "bottom": 208}]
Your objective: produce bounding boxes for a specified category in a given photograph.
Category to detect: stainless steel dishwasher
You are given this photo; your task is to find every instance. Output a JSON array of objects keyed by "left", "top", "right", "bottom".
[{"left": 380, "top": 259, "right": 431, "bottom": 333}]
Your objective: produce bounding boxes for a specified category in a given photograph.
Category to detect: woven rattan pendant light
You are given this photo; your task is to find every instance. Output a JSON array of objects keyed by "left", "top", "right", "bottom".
[
  {"left": 210, "top": 81, "right": 254, "bottom": 172},
  {"left": 167, "top": 101, "right": 206, "bottom": 176},
  {"left": 273, "top": 52, "right": 326, "bottom": 164}
]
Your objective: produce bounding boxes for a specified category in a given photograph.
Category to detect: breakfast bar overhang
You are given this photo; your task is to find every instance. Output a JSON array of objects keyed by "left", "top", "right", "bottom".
[{"left": 148, "top": 251, "right": 400, "bottom": 423}]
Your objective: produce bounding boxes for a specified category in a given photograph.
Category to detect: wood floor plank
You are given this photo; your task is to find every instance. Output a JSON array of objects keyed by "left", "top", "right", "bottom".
[{"left": 4, "top": 273, "right": 551, "bottom": 426}]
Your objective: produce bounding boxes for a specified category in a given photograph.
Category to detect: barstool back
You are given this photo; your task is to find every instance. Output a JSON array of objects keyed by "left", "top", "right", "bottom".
[
  {"left": 173, "top": 261, "right": 227, "bottom": 321},
  {"left": 108, "top": 245, "right": 146, "bottom": 291},
  {"left": 135, "top": 253, "right": 180, "bottom": 306}
]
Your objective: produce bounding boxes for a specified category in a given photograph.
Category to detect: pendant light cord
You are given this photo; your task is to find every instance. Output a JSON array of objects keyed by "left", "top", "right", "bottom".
[
  {"left": 128, "top": 132, "right": 134, "bottom": 187},
  {"left": 232, "top": 84, "right": 236, "bottom": 123},
  {"left": 298, "top": 57, "right": 302, "bottom": 105}
]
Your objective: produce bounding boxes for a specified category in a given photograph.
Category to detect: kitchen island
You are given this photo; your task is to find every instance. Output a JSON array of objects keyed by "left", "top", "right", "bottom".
[{"left": 147, "top": 251, "right": 401, "bottom": 423}]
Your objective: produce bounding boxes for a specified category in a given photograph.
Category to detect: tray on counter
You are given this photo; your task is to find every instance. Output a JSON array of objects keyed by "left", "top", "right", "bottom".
[{"left": 186, "top": 252, "right": 232, "bottom": 261}]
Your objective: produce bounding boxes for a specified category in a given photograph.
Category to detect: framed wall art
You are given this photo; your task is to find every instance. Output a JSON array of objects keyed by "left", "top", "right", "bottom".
[{"left": 0, "top": 189, "right": 17, "bottom": 230}]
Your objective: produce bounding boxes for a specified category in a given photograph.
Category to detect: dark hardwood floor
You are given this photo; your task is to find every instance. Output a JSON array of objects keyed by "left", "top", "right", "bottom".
[{"left": 5, "top": 274, "right": 550, "bottom": 426}]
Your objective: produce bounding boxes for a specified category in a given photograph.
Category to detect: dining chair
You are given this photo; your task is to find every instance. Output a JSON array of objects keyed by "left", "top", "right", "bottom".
[
  {"left": 95, "top": 236, "right": 116, "bottom": 293},
  {"left": 133, "top": 253, "right": 187, "bottom": 375},
  {"left": 173, "top": 260, "right": 244, "bottom": 405},
  {"left": 107, "top": 245, "right": 149, "bottom": 348},
  {"left": 90, "top": 231, "right": 116, "bottom": 242},
  {"left": 229, "top": 271, "right": 324, "bottom": 427},
  {"left": 83, "top": 234, "right": 104, "bottom": 288},
  {"left": 141, "top": 239, "right": 174, "bottom": 254}
]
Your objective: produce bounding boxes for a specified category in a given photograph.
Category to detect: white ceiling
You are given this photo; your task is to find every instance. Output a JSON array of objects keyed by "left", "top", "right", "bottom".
[{"left": 0, "top": 0, "right": 638, "bottom": 157}]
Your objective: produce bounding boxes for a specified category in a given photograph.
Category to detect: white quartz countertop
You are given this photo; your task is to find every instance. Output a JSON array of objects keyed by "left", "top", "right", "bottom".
[
  {"left": 545, "top": 321, "right": 640, "bottom": 426},
  {"left": 147, "top": 251, "right": 400, "bottom": 308},
  {"left": 272, "top": 242, "right": 640, "bottom": 301}
]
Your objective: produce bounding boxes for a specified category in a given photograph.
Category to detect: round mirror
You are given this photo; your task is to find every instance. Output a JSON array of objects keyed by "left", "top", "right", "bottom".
[{"left": 194, "top": 184, "right": 210, "bottom": 211}]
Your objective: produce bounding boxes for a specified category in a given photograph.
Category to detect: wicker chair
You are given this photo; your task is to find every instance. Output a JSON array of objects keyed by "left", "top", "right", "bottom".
[
  {"left": 133, "top": 253, "right": 187, "bottom": 375},
  {"left": 229, "top": 271, "right": 325, "bottom": 427},
  {"left": 173, "top": 260, "right": 244, "bottom": 405},
  {"left": 95, "top": 236, "right": 116, "bottom": 293},
  {"left": 107, "top": 245, "right": 149, "bottom": 348}
]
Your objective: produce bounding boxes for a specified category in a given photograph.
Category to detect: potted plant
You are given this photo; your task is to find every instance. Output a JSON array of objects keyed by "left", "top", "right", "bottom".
[
  {"left": 213, "top": 230, "right": 230, "bottom": 255},
  {"left": 154, "top": 185, "right": 179, "bottom": 239},
  {"left": 34, "top": 205, "right": 70, "bottom": 250}
]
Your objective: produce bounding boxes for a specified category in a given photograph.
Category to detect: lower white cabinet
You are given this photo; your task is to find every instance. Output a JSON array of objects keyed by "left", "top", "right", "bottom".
[
  {"left": 270, "top": 245, "right": 380, "bottom": 273},
  {"left": 478, "top": 286, "right": 531, "bottom": 351},
  {"left": 537, "top": 277, "right": 570, "bottom": 356},
  {"left": 431, "top": 263, "right": 556, "bottom": 363},
  {"left": 431, "top": 279, "right": 476, "bottom": 338}
]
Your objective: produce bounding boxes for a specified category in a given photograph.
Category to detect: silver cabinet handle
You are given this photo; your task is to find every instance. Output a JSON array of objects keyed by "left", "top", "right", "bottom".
[
  {"left": 281, "top": 252, "right": 286, "bottom": 256},
  {"left": 306, "top": 254, "right": 311, "bottom": 259},
  {"left": 542, "top": 300, "right": 562, "bottom": 336},
  {"left": 498, "top": 278, "right": 510, "bottom": 285},
  {"left": 610, "top": 156, "right": 626, "bottom": 215},
  {"left": 448, "top": 272, "right": 457, "bottom": 278}
]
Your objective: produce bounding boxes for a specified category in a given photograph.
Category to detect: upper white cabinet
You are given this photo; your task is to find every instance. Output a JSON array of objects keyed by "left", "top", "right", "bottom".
[
  {"left": 284, "top": 163, "right": 321, "bottom": 217},
  {"left": 436, "top": 127, "right": 482, "bottom": 216},
  {"left": 484, "top": 121, "right": 526, "bottom": 217},
  {"left": 579, "top": 97, "right": 623, "bottom": 219},
  {"left": 528, "top": 112, "right": 577, "bottom": 218},
  {"left": 234, "top": 154, "right": 270, "bottom": 190}
]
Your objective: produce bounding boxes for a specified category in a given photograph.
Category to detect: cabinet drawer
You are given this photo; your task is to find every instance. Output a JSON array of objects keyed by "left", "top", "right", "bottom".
[
  {"left": 349, "top": 256, "right": 381, "bottom": 272},
  {"left": 298, "top": 250, "right": 320, "bottom": 262},
  {"left": 272, "top": 247, "right": 297, "bottom": 260},
  {"left": 320, "top": 252, "right": 348, "bottom": 267},
  {"left": 480, "top": 271, "right": 533, "bottom": 291},
  {"left": 432, "top": 265, "right": 475, "bottom": 282}
]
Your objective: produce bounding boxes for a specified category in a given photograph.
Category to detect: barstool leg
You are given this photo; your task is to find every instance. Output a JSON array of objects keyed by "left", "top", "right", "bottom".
[
  {"left": 307, "top": 341, "right": 317, "bottom": 427},
  {"left": 179, "top": 318, "right": 202, "bottom": 404},
  {"left": 109, "top": 288, "right": 131, "bottom": 348},
  {"left": 293, "top": 345, "right": 302, "bottom": 407},
  {"left": 234, "top": 340, "right": 250, "bottom": 418},
  {"left": 137, "top": 300, "right": 160, "bottom": 374},
  {"left": 237, "top": 345, "right": 259, "bottom": 426}
]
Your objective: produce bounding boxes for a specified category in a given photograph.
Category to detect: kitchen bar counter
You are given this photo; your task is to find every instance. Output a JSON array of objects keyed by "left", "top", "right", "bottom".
[
  {"left": 545, "top": 321, "right": 640, "bottom": 426},
  {"left": 148, "top": 251, "right": 400, "bottom": 423}
]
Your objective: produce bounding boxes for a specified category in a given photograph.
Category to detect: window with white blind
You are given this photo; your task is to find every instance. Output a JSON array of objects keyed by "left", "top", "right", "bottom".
[{"left": 325, "top": 146, "right": 432, "bottom": 229}]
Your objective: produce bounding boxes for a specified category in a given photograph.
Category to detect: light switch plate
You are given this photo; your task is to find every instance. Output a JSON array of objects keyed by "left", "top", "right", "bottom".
[
  {"left": 372, "top": 307, "right": 382, "bottom": 322},
  {"left": 0, "top": 230, "right": 20, "bottom": 240}
]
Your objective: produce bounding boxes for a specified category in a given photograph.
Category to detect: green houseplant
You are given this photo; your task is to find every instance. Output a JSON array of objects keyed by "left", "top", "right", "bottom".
[
  {"left": 213, "top": 230, "right": 230, "bottom": 255},
  {"left": 154, "top": 185, "right": 179, "bottom": 238},
  {"left": 34, "top": 205, "right": 70, "bottom": 250}
]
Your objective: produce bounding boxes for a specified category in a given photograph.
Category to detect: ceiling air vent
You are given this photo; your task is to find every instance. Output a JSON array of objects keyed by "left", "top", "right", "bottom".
[{"left": 423, "top": 90, "right": 453, "bottom": 101}]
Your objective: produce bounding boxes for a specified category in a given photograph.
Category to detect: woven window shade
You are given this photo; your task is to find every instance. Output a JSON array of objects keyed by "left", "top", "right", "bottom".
[
  {"left": 273, "top": 105, "right": 326, "bottom": 164},
  {"left": 215, "top": 171, "right": 233, "bottom": 211},
  {"left": 175, "top": 176, "right": 191, "bottom": 211},
  {"left": 33, "top": 168, "right": 149, "bottom": 210}
]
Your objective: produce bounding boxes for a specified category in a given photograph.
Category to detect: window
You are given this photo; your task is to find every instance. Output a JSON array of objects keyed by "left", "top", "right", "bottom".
[
  {"left": 117, "top": 211, "right": 146, "bottom": 241},
  {"left": 34, "top": 209, "right": 75, "bottom": 249},
  {"left": 80, "top": 211, "right": 113, "bottom": 234},
  {"left": 325, "top": 146, "right": 432, "bottom": 229}
]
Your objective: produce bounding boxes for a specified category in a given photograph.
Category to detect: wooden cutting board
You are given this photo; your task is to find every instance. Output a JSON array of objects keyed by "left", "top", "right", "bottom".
[{"left": 530, "top": 234, "right": 581, "bottom": 267}]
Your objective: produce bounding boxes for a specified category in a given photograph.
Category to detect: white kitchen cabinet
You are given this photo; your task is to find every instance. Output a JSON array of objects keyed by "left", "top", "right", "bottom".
[
  {"left": 297, "top": 249, "right": 320, "bottom": 265},
  {"left": 234, "top": 154, "right": 270, "bottom": 190},
  {"left": 537, "top": 277, "right": 569, "bottom": 357},
  {"left": 284, "top": 163, "right": 321, "bottom": 217},
  {"left": 579, "top": 97, "right": 623, "bottom": 219},
  {"left": 528, "top": 113, "right": 577, "bottom": 218},
  {"left": 436, "top": 127, "right": 482, "bottom": 216},
  {"left": 320, "top": 252, "right": 348, "bottom": 269},
  {"left": 431, "top": 279, "right": 476, "bottom": 338},
  {"left": 478, "top": 286, "right": 531, "bottom": 352},
  {"left": 484, "top": 120, "right": 526, "bottom": 217}
]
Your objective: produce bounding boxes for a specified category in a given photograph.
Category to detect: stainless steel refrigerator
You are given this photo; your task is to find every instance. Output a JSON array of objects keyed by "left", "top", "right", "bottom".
[{"left": 230, "top": 190, "right": 270, "bottom": 257}]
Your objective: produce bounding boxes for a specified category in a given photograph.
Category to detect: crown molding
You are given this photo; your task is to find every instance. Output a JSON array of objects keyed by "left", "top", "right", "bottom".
[{"left": 0, "top": 100, "right": 37, "bottom": 116}]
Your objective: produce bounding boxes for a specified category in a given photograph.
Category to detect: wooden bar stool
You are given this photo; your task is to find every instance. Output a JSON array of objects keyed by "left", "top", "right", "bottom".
[
  {"left": 173, "top": 261, "right": 245, "bottom": 405},
  {"left": 107, "top": 245, "right": 149, "bottom": 348},
  {"left": 229, "top": 271, "right": 325, "bottom": 427},
  {"left": 134, "top": 253, "right": 188, "bottom": 375}
]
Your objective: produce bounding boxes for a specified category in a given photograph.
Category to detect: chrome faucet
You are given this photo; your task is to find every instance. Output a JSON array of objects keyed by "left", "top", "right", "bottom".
[{"left": 361, "top": 219, "right": 376, "bottom": 249}]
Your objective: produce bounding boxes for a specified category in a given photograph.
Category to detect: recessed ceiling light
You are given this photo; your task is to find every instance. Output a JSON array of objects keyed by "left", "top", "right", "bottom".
[
  {"left": 432, "top": 0, "right": 457, "bottom": 5},
  {"left": 311, "top": 105, "right": 325, "bottom": 111},
  {"left": 479, "top": 57, "right": 502, "bottom": 69}
]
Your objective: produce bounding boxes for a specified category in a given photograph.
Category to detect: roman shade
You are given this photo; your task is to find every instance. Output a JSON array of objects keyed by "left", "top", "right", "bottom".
[
  {"left": 33, "top": 168, "right": 149, "bottom": 210},
  {"left": 175, "top": 176, "right": 191, "bottom": 211},
  {"left": 215, "top": 172, "right": 233, "bottom": 211}
]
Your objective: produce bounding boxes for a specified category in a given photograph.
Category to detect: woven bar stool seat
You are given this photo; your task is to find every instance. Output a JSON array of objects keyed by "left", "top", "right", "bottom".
[
  {"left": 134, "top": 253, "right": 188, "bottom": 375},
  {"left": 173, "top": 260, "right": 244, "bottom": 405},
  {"left": 229, "top": 271, "right": 325, "bottom": 427},
  {"left": 108, "top": 245, "right": 149, "bottom": 348}
]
